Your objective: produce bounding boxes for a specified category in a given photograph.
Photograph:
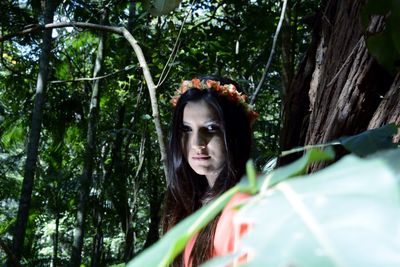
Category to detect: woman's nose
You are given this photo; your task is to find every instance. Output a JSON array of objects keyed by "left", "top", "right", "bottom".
[{"left": 191, "top": 131, "right": 206, "bottom": 149}]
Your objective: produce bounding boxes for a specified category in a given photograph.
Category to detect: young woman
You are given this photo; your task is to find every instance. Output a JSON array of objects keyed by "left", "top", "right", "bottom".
[{"left": 162, "top": 75, "right": 257, "bottom": 266}]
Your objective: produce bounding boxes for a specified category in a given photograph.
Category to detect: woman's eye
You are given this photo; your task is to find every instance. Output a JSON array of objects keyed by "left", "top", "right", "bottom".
[
  {"left": 206, "top": 124, "right": 220, "bottom": 132},
  {"left": 181, "top": 125, "right": 192, "bottom": 132}
]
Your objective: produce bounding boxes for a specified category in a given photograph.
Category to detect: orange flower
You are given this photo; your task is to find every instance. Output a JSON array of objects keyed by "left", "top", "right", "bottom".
[
  {"left": 170, "top": 96, "right": 179, "bottom": 107},
  {"left": 192, "top": 78, "right": 201, "bottom": 89},
  {"left": 215, "top": 85, "right": 223, "bottom": 92},
  {"left": 206, "top": 80, "right": 218, "bottom": 88}
]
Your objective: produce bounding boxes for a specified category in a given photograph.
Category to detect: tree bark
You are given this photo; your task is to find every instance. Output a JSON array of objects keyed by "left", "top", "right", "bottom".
[
  {"left": 0, "top": 239, "right": 21, "bottom": 267},
  {"left": 91, "top": 197, "right": 104, "bottom": 267},
  {"left": 53, "top": 211, "right": 60, "bottom": 267},
  {"left": 9, "top": 0, "right": 56, "bottom": 264},
  {"left": 280, "top": 0, "right": 398, "bottom": 168},
  {"left": 143, "top": 173, "right": 162, "bottom": 249},
  {"left": 278, "top": 0, "right": 324, "bottom": 166},
  {"left": 103, "top": 104, "right": 136, "bottom": 261},
  {"left": 101, "top": 4, "right": 140, "bottom": 261},
  {"left": 70, "top": 13, "right": 107, "bottom": 267},
  {"left": 304, "top": 4, "right": 392, "bottom": 146},
  {"left": 143, "top": 135, "right": 162, "bottom": 249},
  {"left": 49, "top": 96, "right": 67, "bottom": 267},
  {"left": 280, "top": 0, "right": 295, "bottom": 96},
  {"left": 368, "top": 72, "right": 400, "bottom": 143}
]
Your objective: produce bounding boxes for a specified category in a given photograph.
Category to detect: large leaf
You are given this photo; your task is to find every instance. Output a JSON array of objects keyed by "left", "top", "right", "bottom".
[
  {"left": 219, "top": 148, "right": 400, "bottom": 267},
  {"left": 261, "top": 147, "right": 335, "bottom": 190},
  {"left": 339, "top": 123, "right": 398, "bottom": 157}
]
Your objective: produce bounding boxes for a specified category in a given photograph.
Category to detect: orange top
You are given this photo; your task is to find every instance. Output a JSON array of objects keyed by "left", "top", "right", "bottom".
[{"left": 183, "top": 192, "right": 250, "bottom": 267}]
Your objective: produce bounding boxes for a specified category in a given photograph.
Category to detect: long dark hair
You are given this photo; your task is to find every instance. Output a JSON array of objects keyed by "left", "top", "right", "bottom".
[{"left": 162, "top": 76, "right": 252, "bottom": 266}]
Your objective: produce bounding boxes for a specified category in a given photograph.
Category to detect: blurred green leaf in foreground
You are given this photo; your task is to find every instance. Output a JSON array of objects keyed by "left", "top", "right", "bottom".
[{"left": 220, "top": 148, "right": 400, "bottom": 267}]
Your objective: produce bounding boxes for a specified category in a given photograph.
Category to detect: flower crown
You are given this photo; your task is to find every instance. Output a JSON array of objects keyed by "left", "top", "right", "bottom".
[{"left": 171, "top": 78, "right": 258, "bottom": 123}]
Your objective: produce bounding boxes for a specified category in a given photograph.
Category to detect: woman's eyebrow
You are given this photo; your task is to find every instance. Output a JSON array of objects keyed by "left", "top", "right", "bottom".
[
  {"left": 182, "top": 119, "right": 219, "bottom": 125},
  {"left": 182, "top": 121, "right": 191, "bottom": 125},
  {"left": 204, "top": 120, "right": 220, "bottom": 125}
]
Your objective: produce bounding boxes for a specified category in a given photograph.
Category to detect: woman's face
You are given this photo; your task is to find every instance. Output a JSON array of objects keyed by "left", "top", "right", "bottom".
[{"left": 182, "top": 99, "right": 226, "bottom": 187}]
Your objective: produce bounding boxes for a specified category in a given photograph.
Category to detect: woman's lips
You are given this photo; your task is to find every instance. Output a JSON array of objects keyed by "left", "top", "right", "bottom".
[{"left": 192, "top": 155, "right": 211, "bottom": 160}]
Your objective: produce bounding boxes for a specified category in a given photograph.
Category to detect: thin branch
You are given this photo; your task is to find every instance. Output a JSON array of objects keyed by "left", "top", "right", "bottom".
[
  {"left": 0, "top": 22, "right": 123, "bottom": 42},
  {"left": 120, "top": 28, "right": 168, "bottom": 181},
  {"left": 157, "top": 40, "right": 181, "bottom": 88},
  {"left": 134, "top": 130, "right": 147, "bottom": 179},
  {"left": 59, "top": 49, "right": 87, "bottom": 78},
  {"left": 158, "top": 40, "right": 181, "bottom": 87},
  {"left": 250, "top": 0, "right": 288, "bottom": 105},
  {"left": 280, "top": 141, "right": 341, "bottom": 157},
  {"left": 49, "top": 64, "right": 137, "bottom": 84},
  {"left": 156, "top": 0, "right": 196, "bottom": 88}
]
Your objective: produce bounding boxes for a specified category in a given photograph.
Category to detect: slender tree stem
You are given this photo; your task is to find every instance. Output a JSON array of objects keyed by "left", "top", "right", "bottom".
[
  {"left": 156, "top": 0, "right": 196, "bottom": 87},
  {"left": 70, "top": 15, "right": 106, "bottom": 267},
  {"left": 49, "top": 64, "right": 136, "bottom": 84},
  {"left": 250, "top": 0, "right": 288, "bottom": 105}
]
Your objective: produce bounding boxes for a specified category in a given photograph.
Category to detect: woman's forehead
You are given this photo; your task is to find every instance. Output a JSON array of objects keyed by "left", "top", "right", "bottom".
[{"left": 182, "top": 100, "right": 220, "bottom": 124}]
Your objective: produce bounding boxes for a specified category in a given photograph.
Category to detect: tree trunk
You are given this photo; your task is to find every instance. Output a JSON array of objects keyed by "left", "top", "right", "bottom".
[
  {"left": 368, "top": 72, "right": 400, "bottom": 143},
  {"left": 70, "top": 12, "right": 107, "bottom": 266},
  {"left": 91, "top": 197, "right": 104, "bottom": 267},
  {"left": 278, "top": 2, "right": 322, "bottom": 165},
  {"left": 280, "top": 0, "right": 295, "bottom": 96},
  {"left": 100, "top": 3, "right": 140, "bottom": 261},
  {"left": 280, "top": 0, "right": 398, "bottom": 168},
  {"left": 52, "top": 211, "right": 60, "bottom": 267},
  {"left": 9, "top": 0, "right": 56, "bottom": 264},
  {"left": 143, "top": 123, "right": 162, "bottom": 249},
  {"left": 49, "top": 96, "right": 66, "bottom": 267},
  {"left": 143, "top": 169, "right": 162, "bottom": 248}
]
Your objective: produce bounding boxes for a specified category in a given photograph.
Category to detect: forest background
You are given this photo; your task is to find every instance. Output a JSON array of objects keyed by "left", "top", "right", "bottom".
[{"left": 1, "top": 0, "right": 399, "bottom": 266}]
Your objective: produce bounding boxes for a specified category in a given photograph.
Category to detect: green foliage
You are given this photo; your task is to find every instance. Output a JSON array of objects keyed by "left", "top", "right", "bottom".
[
  {"left": 0, "top": 200, "right": 18, "bottom": 235},
  {"left": 362, "top": 0, "right": 400, "bottom": 73},
  {"left": 0, "top": 119, "right": 26, "bottom": 150}
]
